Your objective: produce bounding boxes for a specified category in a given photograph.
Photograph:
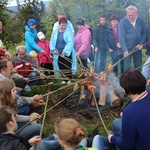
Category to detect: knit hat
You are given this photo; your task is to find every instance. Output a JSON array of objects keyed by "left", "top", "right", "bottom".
[
  {"left": 37, "top": 32, "right": 45, "bottom": 40},
  {"left": 27, "top": 19, "right": 36, "bottom": 26},
  {"left": 76, "top": 18, "right": 85, "bottom": 25}
]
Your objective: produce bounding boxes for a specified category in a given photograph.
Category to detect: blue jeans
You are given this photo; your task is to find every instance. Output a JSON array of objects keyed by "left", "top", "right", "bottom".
[
  {"left": 35, "top": 133, "right": 60, "bottom": 150},
  {"left": 141, "top": 57, "right": 150, "bottom": 81},
  {"left": 124, "top": 50, "right": 142, "bottom": 72},
  {"left": 112, "top": 118, "right": 122, "bottom": 136},
  {"left": 18, "top": 105, "right": 30, "bottom": 115},
  {"left": 94, "top": 49, "right": 107, "bottom": 73},
  {"left": 28, "top": 71, "right": 38, "bottom": 86},
  {"left": 111, "top": 53, "right": 124, "bottom": 76},
  {"left": 79, "top": 135, "right": 106, "bottom": 150},
  {"left": 16, "top": 123, "right": 41, "bottom": 140},
  {"left": 24, "top": 72, "right": 39, "bottom": 92}
]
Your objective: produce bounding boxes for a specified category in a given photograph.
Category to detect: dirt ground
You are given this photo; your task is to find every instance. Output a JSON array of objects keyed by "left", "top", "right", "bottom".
[{"left": 42, "top": 88, "right": 124, "bottom": 131}]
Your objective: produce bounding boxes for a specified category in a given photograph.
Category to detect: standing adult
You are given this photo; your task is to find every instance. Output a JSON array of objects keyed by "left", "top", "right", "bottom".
[
  {"left": 92, "top": 15, "right": 109, "bottom": 73},
  {"left": 108, "top": 14, "right": 124, "bottom": 75},
  {"left": 75, "top": 18, "right": 92, "bottom": 68},
  {"left": 25, "top": 18, "right": 43, "bottom": 55},
  {"left": 119, "top": 5, "right": 147, "bottom": 72},
  {"left": 53, "top": 13, "right": 74, "bottom": 34},
  {"left": 50, "top": 17, "right": 77, "bottom": 84}
]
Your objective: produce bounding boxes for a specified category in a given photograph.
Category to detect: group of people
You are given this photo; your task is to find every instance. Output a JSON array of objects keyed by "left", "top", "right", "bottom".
[
  {"left": 1, "top": 3, "right": 150, "bottom": 150},
  {"left": 1, "top": 69, "right": 150, "bottom": 150},
  {"left": 18, "top": 4, "right": 150, "bottom": 84}
]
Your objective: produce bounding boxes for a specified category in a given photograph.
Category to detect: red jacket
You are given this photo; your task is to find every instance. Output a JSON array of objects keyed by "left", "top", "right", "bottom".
[
  {"left": 37, "top": 40, "right": 53, "bottom": 64},
  {"left": 12, "top": 55, "right": 38, "bottom": 77}
]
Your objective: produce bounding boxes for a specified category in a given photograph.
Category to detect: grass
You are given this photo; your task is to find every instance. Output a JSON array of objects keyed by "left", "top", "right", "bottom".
[{"left": 8, "top": 44, "right": 147, "bottom": 149}]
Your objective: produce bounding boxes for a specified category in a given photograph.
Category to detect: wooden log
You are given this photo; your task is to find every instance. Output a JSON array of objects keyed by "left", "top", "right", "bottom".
[
  {"left": 107, "top": 88, "right": 121, "bottom": 107},
  {"left": 98, "top": 85, "right": 106, "bottom": 106},
  {"left": 80, "top": 85, "right": 86, "bottom": 100}
]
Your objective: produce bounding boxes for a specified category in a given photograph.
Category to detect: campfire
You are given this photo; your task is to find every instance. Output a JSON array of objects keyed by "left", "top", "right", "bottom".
[{"left": 78, "top": 67, "right": 123, "bottom": 108}]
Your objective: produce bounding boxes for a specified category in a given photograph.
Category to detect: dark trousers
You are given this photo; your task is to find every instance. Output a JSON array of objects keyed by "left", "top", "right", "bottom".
[
  {"left": 80, "top": 58, "right": 88, "bottom": 68},
  {"left": 111, "top": 54, "right": 124, "bottom": 76},
  {"left": 94, "top": 49, "right": 107, "bottom": 73},
  {"left": 58, "top": 54, "right": 72, "bottom": 79},
  {"left": 41, "top": 63, "right": 54, "bottom": 75},
  {"left": 124, "top": 50, "right": 142, "bottom": 72}
]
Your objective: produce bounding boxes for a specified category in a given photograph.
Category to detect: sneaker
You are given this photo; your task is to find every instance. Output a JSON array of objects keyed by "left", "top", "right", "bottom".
[
  {"left": 67, "top": 80, "right": 71, "bottom": 84},
  {"left": 61, "top": 81, "right": 66, "bottom": 84}
]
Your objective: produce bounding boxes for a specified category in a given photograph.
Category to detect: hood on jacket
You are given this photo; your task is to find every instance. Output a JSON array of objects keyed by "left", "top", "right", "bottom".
[
  {"left": 25, "top": 25, "right": 35, "bottom": 32},
  {"left": 77, "top": 25, "right": 90, "bottom": 33}
]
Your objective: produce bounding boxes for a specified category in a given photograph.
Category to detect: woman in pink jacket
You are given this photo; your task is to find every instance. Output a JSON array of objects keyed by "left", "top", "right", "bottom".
[
  {"left": 75, "top": 18, "right": 92, "bottom": 68},
  {"left": 37, "top": 32, "right": 53, "bottom": 75}
]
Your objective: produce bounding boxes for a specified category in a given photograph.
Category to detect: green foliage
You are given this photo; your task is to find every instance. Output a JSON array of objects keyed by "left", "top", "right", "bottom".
[
  {"left": 47, "top": 0, "right": 150, "bottom": 29},
  {"left": 17, "top": 0, "right": 45, "bottom": 31},
  {"left": 41, "top": 11, "right": 56, "bottom": 40},
  {"left": 0, "top": 0, "right": 46, "bottom": 49}
]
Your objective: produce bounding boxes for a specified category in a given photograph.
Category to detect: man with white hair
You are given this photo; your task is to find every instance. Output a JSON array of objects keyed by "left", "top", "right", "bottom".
[
  {"left": 53, "top": 12, "right": 74, "bottom": 34},
  {"left": 119, "top": 5, "right": 147, "bottom": 72},
  {"left": 12, "top": 45, "right": 46, "bottom": 91}
]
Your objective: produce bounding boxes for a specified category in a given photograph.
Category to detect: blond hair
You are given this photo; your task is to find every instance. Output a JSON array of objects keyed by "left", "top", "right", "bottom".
[
  {"left": 55, "top": 118, "right": 86, "bottom": 147},
  {"left": 0, "top": 79, "right": 17, "bottom": 113},
  {"left": 29, "top": 50, "right": 38, "bottom": 58}
]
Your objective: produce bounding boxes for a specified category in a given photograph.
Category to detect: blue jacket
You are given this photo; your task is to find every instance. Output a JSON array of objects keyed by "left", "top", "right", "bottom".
[
  {"left": 119, "top": 16, "right": 147, "bottom": 52},
  {"left": 111, "top": 88, "right": 150, "bottom": 150},
  {"left": 24, "top": 25, "right": 42, "bottom": 54},
  {"left": 50, "top": 28, "right": 77, "bottom": 75}
]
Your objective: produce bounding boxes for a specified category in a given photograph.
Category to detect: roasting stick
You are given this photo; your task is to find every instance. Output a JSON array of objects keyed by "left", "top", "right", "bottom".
[
  {"left": 134, "top": 61, "right": 150, "bottom": 71},
  {"left": 92, "top": 89, "right": 109, "bottom": 134},
  {"left": 106, "top": 48, "right": 139, "bottom": 73},
  {"left": 112, "top": 48, "right": 138, "bottom": 68},
  {"left": 37, "top": 84, "right": 51, "bottom": 150},
  {"left": 15, "top": 77, "right": 88, "bottom": 134}
]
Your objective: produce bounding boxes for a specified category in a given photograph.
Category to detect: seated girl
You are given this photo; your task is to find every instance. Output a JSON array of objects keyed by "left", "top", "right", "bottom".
[
  {"left": 0, "top": 79, "right": 41, "bottom": 140},
  {"left": 0, "top": 106, "right": 41, "bottom": 150}
]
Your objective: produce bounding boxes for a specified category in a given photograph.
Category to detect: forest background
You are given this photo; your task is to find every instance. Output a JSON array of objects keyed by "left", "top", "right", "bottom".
[{"left": 1, "top": 0, "right": 150, "bottom": 53}]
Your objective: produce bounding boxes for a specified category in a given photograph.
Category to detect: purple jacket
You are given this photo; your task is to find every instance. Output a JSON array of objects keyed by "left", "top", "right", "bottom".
[{"left": 75, "top": 25, "right": 91, "bottom": 56}]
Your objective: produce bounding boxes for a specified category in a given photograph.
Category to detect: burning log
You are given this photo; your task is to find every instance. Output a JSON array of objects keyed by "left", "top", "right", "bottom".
[
  {"left": 98, "top": 85, "right": 106, "bottom": 106},
  {"left": 107, "top": 88, "right": 121, "bottom": 107},
  {"left": 80, "top": 85, "right": 86, "bottom": 100}
]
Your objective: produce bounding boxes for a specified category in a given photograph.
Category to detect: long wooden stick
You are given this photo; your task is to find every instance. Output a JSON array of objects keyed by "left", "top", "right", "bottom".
[{"left": 15, "top": 83, "right": 81, "bottom": 134}]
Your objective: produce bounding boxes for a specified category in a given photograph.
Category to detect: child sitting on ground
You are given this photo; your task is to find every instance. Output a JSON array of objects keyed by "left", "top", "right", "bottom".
[
  {"left": 29, "top": 50, "right": 39, "bottom": 66},
  {"left": 54, "top": 118, "right": 86, "bottom": 150}
]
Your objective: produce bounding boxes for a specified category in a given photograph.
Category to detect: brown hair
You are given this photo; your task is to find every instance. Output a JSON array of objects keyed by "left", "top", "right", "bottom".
[
  {"left": 120, "top": 70, "right": 146, "bottom": 95},
  {"left": 0, "top": 58, "right": 8, "bottom": 72},
  {"left": 59, "top": 17, "right": 67, "bottom": 25},
  {"left": 110, "top": 14, "right": 119, "bottom": 21},
  {"left": 0, "top": 79, "right": 17, "bottom": 113},
  {"left": 55, "top": 118, "right": 86, "bottom": 147},
  {"left": 0, "top": 106, "right": 13, "bottom": 134}
]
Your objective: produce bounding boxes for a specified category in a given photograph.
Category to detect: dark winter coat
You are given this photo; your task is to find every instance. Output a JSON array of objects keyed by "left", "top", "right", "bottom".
[
  {"left": 0, "top": 133, "right": 31, "bottom": 150},
  {"left": 92, "top": 24, "right": 110, "bottom": 51},
  {"left": 119, "top": 16, "right": 147, "bottom": 52},
  {"left": 143, "top": 26, "right": 150, "bottom": 55}
]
